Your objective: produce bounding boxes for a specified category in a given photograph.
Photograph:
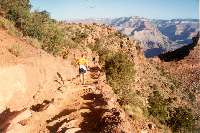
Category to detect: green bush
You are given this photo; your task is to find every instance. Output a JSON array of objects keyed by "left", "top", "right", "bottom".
[
  {"left": 167, "top": 107, "right": 195, "bottom": 132},
  {"left": 105, "top": 52, "right": 135, "bottom": 92},
  {"left": 148, "top": 90, "right": 169, "bottom": 123},
  {"left": 122, "top": 92, "right": 148, "bottom": 119},
  {"left": 148, "top": 90, "right": 196, "bottom": 132},
  {"left": 19, "top": 11, "right": 65, "bottom": 55},
  {"left": 63, "top": 24, "right": 89, "bottom": 44},
  {"left": 104, "top": 52, "right": 135, "bottom": 106},
  {"left": 0, "top": 0, "right": 31, "bottom": 27},
  {"left": 63, "top": 38, "right": 78, "bottom": 49},
  {"left": 88, "top": 40, "right": 101, "bottom": 52},
  {"left": 18, "top": 10, "right": 65, "bottom": 55},
  {"left": 0, "top": 17, "right": 22, "bottom": 36},
  {"left": 71, "top": 32, "right": 88, "bottom": 43},
  {"left": 19, "top": 11, "right": 50, "bottom": 39},
  {"left": 0, "top": 17, "right": 14, "bottom": 29},
  {"left": 40, "top": 22, "right": 65, "bottom": 55},
  {"left": 101, "top": 51, "right": 148, "bottom": 119},
  {"left": 1, "top": 1, "right": 65, "bottom": 55}
]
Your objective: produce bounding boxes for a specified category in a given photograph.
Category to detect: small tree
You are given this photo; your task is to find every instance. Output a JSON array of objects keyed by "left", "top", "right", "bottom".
[
  {"left": 0, "top": 0, "right": 31, "bottom": 27},
  {"left": 41, "top": 22, "right": 65, "bottom": 55},
  {"left": 105, "top": 52, "right": 135, "bottom": 100}
]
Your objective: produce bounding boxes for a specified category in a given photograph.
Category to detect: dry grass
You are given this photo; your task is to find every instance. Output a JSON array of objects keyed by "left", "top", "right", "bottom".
[
  {"left": 0, "top": 17, "right": 22, "bottom": 37},
  {"left": 26, "top": 36, "right": 42, "bottom": 49}
]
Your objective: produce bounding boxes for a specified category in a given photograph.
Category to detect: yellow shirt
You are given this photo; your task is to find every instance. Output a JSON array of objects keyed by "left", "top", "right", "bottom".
[{"left": 77, "top": 57, "right": 88, "bottom": 65}]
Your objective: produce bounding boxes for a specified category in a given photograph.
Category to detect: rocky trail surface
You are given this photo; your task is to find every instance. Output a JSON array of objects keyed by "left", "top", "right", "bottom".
[
  {"left": 0, "top": 65, "right": 133, "bottom": 133},
  {"left": 0, "top": 28, "right": 135, "bottom": 133}
]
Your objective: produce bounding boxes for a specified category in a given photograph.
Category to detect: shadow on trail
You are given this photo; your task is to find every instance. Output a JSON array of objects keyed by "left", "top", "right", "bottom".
[
  {"left": 46, "top": 109, "right": 76, "bottom": 133},
  {"left": 46, "top": 109, "right": 76, "bottom": 124},
  {"left": 0, "top": 108, "right": 25, "bottom": 133},
  {"left": 78, "top": 93, "right": 122, "bottom": 132},
  {"left": 77, "top": 93, "right": 108, "bottom": 133},
  {"left": 30, "top": 99, "right": 54, "bottom": 112},
  {"left": 46, "top": 65, "right": 122, "bottom": 132},
  {"left": 45, "top": 93, "right": 109, "bottom": 133}
]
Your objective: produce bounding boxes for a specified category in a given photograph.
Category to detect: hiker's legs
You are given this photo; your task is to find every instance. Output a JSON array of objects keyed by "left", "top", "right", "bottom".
[
  {"left": 80, "top": 73, "right": 85, "bottom": 85},
  {"left": 83, "top": 73, "right": 85, "bottom": 84},
  {"left": 80, "top": 73, "right": 83, "bottom": 84}
]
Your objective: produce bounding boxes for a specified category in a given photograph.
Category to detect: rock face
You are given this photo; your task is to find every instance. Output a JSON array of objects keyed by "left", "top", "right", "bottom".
[
  {"left": 155, "top": 19, "right": 199, "bottom": 44},
  {"left": 108, "top": 17, "right": 199, "bottom": 52},
  {"left": 108, "top": 17, "right": 172, "bottom": 51}
]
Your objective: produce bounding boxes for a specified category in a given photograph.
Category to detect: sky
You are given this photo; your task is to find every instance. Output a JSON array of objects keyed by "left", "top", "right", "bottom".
[{"left": 30, "top": 0, "right": 199, "bottom": 20}]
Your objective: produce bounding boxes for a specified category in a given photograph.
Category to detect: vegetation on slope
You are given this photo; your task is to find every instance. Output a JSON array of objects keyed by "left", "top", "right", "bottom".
[
  {"left": 148, "top": 89, "right": 196, "bottom": 132},
  {"left": 0, "top": 0, "right": 65, "bottom": 55},
  {"left": 105, "top": 52, "right": 135, "bottom": 103},
  {"left": 0, "top": 16, "right": 22, "bottom": 36}
]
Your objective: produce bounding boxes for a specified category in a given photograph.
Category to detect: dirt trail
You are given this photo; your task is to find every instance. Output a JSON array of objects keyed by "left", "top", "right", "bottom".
[
  {"left": 0, "top": 28, "right": 133, "bottom": 132},
  {"left": 1, "top": 66, "right": 133, "bottom": 133}
]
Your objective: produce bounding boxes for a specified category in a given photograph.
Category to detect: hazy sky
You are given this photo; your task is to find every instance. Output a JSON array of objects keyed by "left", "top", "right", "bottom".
[{"left": 30, "top": 0, "right": 199, "bottom": 20}]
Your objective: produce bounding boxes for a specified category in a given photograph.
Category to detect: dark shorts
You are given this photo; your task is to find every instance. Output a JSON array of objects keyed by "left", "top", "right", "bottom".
[{"left": 79, "top": 68, "right": 86, "bottom": 74}]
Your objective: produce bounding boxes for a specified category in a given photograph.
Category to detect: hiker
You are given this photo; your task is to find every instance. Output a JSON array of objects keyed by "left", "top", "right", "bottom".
[{"left": 77, "top": 53, "right": 89, "bottom": 85}]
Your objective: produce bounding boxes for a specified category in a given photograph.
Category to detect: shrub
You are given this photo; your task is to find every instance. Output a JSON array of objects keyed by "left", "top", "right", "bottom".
[
  {"left": 88, "top": 39, "right": 109, "bottom": 65},
  {"left": 101, "top": 51, "right": 148, "bottom": 119},
  {"left": 88, "top": 39, "right": 102, "bottom": 52},
  {"left": 122, "top": 92, "right": 148, "bottom": 119},
  {"left": 1, "top": 1, "right": 65, "bottom": 55},
  {"left": 20, "top": 11, "right": 50, "bottom": 40},
  {"left": 104, "top": 52, "right": 136, "bottom": 110},
  {"left": 148, "top": 90, "right": 169, "bottom": 123},
  {"left": 98, "top": 49, "right": 114, "bottom": 66},
  {"left": 63, "top": 24, "right": 89, "bottom": 44},
  {"left": 0, "top": 0, "right": 31, "bottom": 28},
  {"left": 0, "top": 17, "right": 13, "bottom": 29},
  {"left": 16, "top": 10, "right": 65, "bottom": 55},
  {"left": 71, "top": 32, "right": 88, "bottom": 43},
  {"left": 93, "top": 43, "right": 136, "bottom": 103},
  {"left": 41, "top": 22, "right": 65, "bottom": 55},
  {"left": 105, "top": 52, "right": 135, "bottom": 93},
  {"left": 18, "top": 10, "right": 65, "bottom": 55},
  {"left": 64, "top": 38, "right": 78, "bottom": 49},
  {"left": 0, "top": 17, "right": 22, "bottom": 36},
  {"left": 8, "top": 44, "right": 22, "bottom": 57},
  {"left": 148, "top": 90, "right": 196, "bottom": 132},
  {"left": 167, "top": 107, "right": 195, "bottom": 132}
]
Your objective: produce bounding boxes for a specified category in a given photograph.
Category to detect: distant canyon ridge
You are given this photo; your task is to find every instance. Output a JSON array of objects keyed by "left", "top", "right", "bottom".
[{"left": 66, "top": 16, "right": 199, "bottom": 57}]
